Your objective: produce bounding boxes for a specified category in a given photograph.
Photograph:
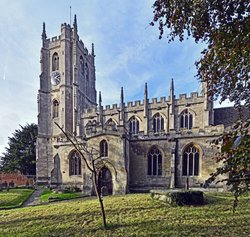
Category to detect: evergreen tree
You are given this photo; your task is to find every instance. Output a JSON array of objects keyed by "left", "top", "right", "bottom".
[{"left": 0, "top": 123, "right": 37, "bottom": 175}]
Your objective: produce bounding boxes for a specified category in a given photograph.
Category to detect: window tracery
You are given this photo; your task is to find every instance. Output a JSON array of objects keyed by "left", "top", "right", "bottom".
[{"left": 148, "top": 147, "right": 162, "bottom": 176}]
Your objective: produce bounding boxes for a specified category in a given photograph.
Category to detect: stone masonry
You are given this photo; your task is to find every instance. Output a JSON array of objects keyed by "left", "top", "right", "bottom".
[{"left": 36, "top": 16, "right": 240, "bottom": 195}]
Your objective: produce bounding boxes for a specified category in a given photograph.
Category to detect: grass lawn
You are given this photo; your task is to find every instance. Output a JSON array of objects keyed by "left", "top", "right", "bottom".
[
  {"left": 40, "top": 189, "right": 82, "bottom": 202},
  {"left": 0, "top": 192, "right": 249, "bottom": 236},
  {"left": 0, "top": 188, "right": 34, "bottom": 210}
]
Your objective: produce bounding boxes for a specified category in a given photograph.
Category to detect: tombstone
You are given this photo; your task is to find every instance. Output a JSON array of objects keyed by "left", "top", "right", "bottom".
[
  {"left": 9, "top": 180, "right": 14, "bottom": 188},
  {"left": 2, "top": 181, "right": 7, "bottom": 188}
]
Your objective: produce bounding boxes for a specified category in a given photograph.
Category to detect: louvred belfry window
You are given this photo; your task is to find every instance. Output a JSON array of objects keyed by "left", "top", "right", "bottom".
[{"left": 52, "top": 52, "right": 59, "bottom": 71}]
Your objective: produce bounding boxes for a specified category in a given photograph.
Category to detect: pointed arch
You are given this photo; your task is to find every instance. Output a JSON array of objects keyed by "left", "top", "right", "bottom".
[
  {"left": 85, "top": 63, "right": 89, "bottom": 81},
  {"left": 98, "top": 166, "right": 113, "bottom": 195},
  {"left": 182, "top": 143, "right": 201, "bottom": 176},
  {"left": 52, "top": 99, "right": 59, "bottom": 118},
  {"left": 105, "top": 118, "right": 117, "bottom": 131},
  {"left": 52, "top": 52, "right": 59, "bottom": 71},
  {"left": 152, "top": 112, "right": 164, "bottom": 133},
  {"left": 100, "top": 140, "right": 108, "bottom": 157},
  {"left": 128, "top": 116, "right": 140, "bottom": 135},
  {"left": 147, "top": 146, "right": 162, "bottom": 176},
  {"left": 179, "top": 109, "right": 195, "bottom": 129},
  {"left": 69, "top": 151, "right": 81, "bottom": 176}
]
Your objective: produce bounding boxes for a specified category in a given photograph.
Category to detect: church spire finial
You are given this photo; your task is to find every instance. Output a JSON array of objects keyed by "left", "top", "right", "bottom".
[
  {"left": 91, "top": 43, "right": 95, "bottom": 57},
  {"left": 99, "top": 91, "right": 102, "bottom": 105},
  {"left": 120, "top": 87, "right": 124, "bottom": 104},
  {"left": 170, "top": 78, "right": 174, "bottom": 91},
  {"left": 42, "top": 22, "right": 47, "bottom": 40},
  {"left": 144, "top": 82, "right": 148, "bottom": 98},
  {"left": 73, "top": 14, "right": 77, "bottom": 31},
  {"left": 170, "top": 78, "right": 174, "bottom": 99}
]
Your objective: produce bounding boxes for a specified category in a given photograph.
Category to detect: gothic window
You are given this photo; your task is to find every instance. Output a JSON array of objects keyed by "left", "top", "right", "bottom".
[
  {"left": 85, "top": 63, "right": 89, "bottom": 81},
  {"left": 100, "top": 140, "right": 108, "bottom": 157},
  {"left": 105, "top": 119, "right": 117, "bottom": 131},
  {"left": 80, "top": 56, "right": 84, "bottom": 75},
  {"left": 153, "top": 113, "right": 164, "bottom": 133},
  {"left": 182, "top": 144, "right": 200, "bottom": 176},
  {"left": 69, "top": 151, "right": 81, "bottom": 175},
  {"left": 180, "top": 109, "right": 193, "bottom": 129},
  {"left": 52, "top": 52, "right": 59, "bottom": 71},
  {"left": 148, "top": 147, "right": 162, "bottom": 176},
  {"left": 129, "top": 116, "right": 140, "bottom": 135},
  {"left": 53, "top": 100, "right": 59, "bottom": 118}
]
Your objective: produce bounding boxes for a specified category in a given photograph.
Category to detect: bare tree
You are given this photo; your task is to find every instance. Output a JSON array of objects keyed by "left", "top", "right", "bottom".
[{"left": 55, "top": 122, "right": 117, "bottom": 229}]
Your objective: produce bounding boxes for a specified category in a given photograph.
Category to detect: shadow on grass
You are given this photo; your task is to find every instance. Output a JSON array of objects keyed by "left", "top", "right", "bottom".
[{"left": 32, "top": 216, "right": 250, "bottom": 237}]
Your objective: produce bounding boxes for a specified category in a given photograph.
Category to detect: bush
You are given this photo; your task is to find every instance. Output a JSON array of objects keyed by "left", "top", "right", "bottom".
[
  {"left": 151, "top": 190, "right": 204, "bottom": 206},
  {"left": 170, "top": 191, "right": 204, "bottom": 206}
]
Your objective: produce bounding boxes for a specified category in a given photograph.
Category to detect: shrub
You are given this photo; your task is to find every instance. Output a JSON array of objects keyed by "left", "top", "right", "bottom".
[{"left": 151, "top": 190, "right": 204, "bottom": 206}]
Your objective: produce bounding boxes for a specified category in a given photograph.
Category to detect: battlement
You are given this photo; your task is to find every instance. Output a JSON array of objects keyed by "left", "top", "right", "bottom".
[
  {"left": 150, "top": 97, "right": 167, "bottom": 104},
  {"left": 78, "top": 40, "right": 93, "bottom": 60},
  {"left": 61, "top": 23, "right": 71, "bottom": 29},
  {"left": 79, "top": 40, "right": 84, "bottom": 48},
  {"left": 177, "top": 92, "right": 202, "bottom": 101},
  {"left": 51, "top": 36, "right": 61, "bottom": 42},
  {"left": 126, "top": 100, "right": 143, "bottom": 108},
  {"left": 48, "top": 36, "right": 61, "bottom": 48},
  {"left": 104, "top": 103, "right": 119, "bottom": 111},
  {"left": 83, "top": 107, "right": 98, "bottom": 115}
]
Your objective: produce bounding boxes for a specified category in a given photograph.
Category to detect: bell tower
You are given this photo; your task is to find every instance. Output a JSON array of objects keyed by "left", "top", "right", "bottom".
[{"left": 36, "top": 16, "right": 97, "bottom": 185}]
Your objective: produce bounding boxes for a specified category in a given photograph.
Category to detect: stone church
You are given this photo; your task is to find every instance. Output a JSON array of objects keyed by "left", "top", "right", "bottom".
[{"left": 36, "top": 16, "right": 236, "bottom": 195}]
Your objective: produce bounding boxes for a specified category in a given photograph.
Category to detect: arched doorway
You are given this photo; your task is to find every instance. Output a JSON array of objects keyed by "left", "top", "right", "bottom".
[{"left": 98, "top": 166, "right": 113, "bottom": 195}]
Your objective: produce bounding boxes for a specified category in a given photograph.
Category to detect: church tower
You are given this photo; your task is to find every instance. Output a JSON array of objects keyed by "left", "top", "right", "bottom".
[{"left": 36, "top": 16, "right": 97, "bottom": 185}]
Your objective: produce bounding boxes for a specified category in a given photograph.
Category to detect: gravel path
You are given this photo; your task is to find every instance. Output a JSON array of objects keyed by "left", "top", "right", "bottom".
[{"left": 22, "top": 188, "right": 44, "bottom": 207}]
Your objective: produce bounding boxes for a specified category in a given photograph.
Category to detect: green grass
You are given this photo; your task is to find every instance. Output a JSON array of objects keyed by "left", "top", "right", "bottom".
[
  {"left": 0, "top": 188, "right": 34, "bottom": 210},
  {"left": 40, "top": 189, "right": 82, "bottom": 202},
  {"left": 0, "top": 193, "right": 249, "bottom": 236}
]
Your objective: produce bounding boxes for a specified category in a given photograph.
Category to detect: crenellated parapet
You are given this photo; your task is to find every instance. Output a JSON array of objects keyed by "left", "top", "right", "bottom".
[
  {"left": 81, "top": 77, "right": 216, "bottom": 137},
  {"left": 83, "top": 107, "right": 98, "bottom": 116},
  {"left": 149, "top": 97, "right": 168, "bottom": 110},
  {"left": 176, "top": 92, "right": 204, "bottom": 105}
]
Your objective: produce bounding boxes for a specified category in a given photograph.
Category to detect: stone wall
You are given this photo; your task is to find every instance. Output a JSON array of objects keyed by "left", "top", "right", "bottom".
[{"left": 0, "top": 172, "right": 35, "bottom": 187}]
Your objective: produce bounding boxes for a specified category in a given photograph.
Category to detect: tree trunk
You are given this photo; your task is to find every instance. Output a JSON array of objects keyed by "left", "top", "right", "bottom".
[{"left": 92, "top": 162, "right": 107, "bottom": 229}]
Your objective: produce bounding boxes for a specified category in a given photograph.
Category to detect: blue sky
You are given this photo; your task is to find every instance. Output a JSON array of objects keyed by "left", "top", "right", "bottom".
[{"left": 0, "top": 0, "right": 231, "bottom": 155}]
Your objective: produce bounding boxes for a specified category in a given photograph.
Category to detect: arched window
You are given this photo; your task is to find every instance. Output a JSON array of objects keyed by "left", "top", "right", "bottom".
[
  {"left": 80, "top": 56, "right": 84, "bottom": 75},
  {"left": 53, "top": 100, "right": 59, "bottom": 118},
  {"left": 69, "top": 151, "right": 81, "bottom": 175},
  {"left": 85, "top": 63, "right": 89, "bottom": 81},
  {"left": 148, "top": 147, "right": 162, "bottom": 176},
  {"left": 153, "top": 113, "right": 164, "bottom": 133},
  {"left": 182, "top": 144, "right": 200, "bottom": 176},
  {"left": 52, "top": 52, "right": 59, "bottom": 71},
  {"left": 100, "top": 140, "right": 108, "bottom": 157},
  {"left": 105, "top": 119, "right": 117, "bottom": 131},
  {"left": 180, "top": 109, "right": 193, "bottom": 129},
  {"left": 129, "top": 116, "right": 140, "bottom": 135}
]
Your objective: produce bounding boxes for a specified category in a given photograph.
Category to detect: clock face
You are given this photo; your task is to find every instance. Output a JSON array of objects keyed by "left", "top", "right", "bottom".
[{"left": 51, "top": 71, "right": 61, "bottom": 86}]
